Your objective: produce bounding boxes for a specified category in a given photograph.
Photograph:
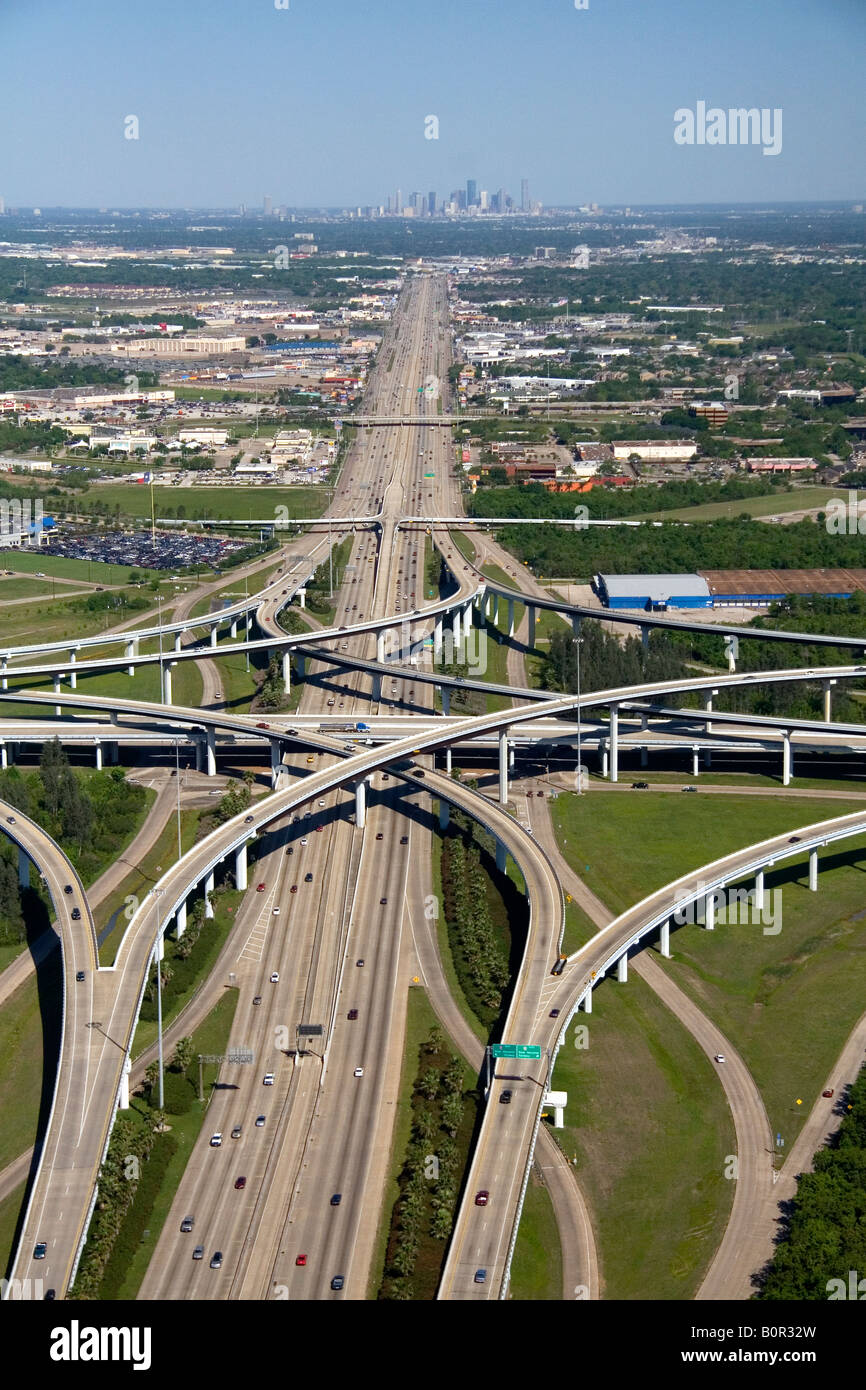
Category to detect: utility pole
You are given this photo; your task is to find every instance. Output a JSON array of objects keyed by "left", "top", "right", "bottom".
[
  {"left": 152, "top": 887, "right": 165, "bottom": 1116},
  {"left": 573, "top": 635, "right": 584, "bottom": 793}
]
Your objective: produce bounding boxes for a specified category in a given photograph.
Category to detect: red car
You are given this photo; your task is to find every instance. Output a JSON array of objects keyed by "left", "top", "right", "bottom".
[
  {"left": 256, "top": 883, "right": 266, "bottom": 893},
  {"left": 256, "top": 722, "right": 270, "bottom": 730},
  {"left": 234, "top": 1176, "right": 247, "bottom": 1190},
  {"left": 822, "top": 1088, "right": 835, "bottom": 1098},
  {"left": 474, "top": 1191, "right": 489, "bottom": 1207},
  {"left": 295, "top": 1254, "right": 307, "bottom": 1267}
]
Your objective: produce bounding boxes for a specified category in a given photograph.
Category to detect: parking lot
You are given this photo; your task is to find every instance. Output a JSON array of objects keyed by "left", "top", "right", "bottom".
[{"left": 44, "top": 530, "right": 247, "bottom": 572}]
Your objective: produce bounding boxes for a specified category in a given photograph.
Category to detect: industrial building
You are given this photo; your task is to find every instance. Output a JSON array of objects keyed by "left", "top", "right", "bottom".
[
  {"left": 701, "top": 569, "right": 866, "bottom": 606},
  {"left": 595, "top": 573, "right": 712, "bottom": 610}
]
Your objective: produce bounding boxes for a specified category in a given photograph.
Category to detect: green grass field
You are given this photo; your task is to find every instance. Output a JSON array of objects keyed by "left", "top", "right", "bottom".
[
  {"left": 550, "top": 971, "right": 735, "bottom": 1300},
  {"left": 509, "top": 1174, "right": 564, "bottom": 1300},
  {"left": 633, "top": 487, "right": 839, "bottom": 524},
  {"left": 0, "top": 1179, "right": 26, "bottom": 1280},
  {"left": 0, "top": 549, "right": 140, "bottom": 584},
  {"left": 88, "top": 483, "right": 328, "bottom": 522},
  {"left": 97, "top": 807, "right": 201, "bottom": 964}
]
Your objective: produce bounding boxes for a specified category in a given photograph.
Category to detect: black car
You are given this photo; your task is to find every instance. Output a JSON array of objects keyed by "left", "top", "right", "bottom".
[
  {"left": 71, "top": 907, "right": 81, "bottom": 920},
  {"left": 330, "top": 1193, "right": 342, "bottom": 1207},
  {"left": 64, "top": 884, "right": 73, "bottom": 895},
  {"left": 305, "top": 872, "right": 313, "bottom": 882},
  {"left": 500, "top": 1090, "right": 512, "bottom": 1105},
  {"left": 331, "top": 1275, "right": 345, "bottom": 1291},
  {"left": 76, "top": 970, "right": 85, "bottom": 983},
  {"left": 631, "top": 782, "right": 649, "bottom": 790}
]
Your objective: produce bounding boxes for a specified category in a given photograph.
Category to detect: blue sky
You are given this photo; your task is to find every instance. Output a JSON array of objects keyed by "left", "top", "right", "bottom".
[{"left": 1, "top": 0, "right": 863, "bottom": 208}]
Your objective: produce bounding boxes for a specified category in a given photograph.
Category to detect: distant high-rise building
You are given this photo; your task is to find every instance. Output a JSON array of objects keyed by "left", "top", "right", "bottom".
[
  {"left": 456, "top": 190, "right": 467, "bottom": 211},
  {"left": 238, "top": 203, "right": 246, "bottom": 216},
  {"left": 427, "top": 190, "right": 437, "bottom": 214},
  {"left": 0, "top": 197, "right": 5, "bottom": 216},
  {"left": 480, "top": 189, "right": 489, "bottom": 211},
  {"left": 395, "top": 188, "right": 403, "bottom": 213},
  {"left": 263, "top": 194, "right": 273, "bottom": 216},
  {"left": 466, "top": 178, "right": 477, "bottom": 207},
  {"left": 386, "top": 194, "right": 393, "bottom": 213},
  {"left": 521, "top": 179, "right": 529, "bottom": 212}
]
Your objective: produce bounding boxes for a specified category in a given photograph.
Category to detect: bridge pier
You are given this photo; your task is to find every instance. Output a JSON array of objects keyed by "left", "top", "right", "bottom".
[
  {"left": 204, "top": 870, "right": 214, "bottom": 919},
  {"left": 372, "top": 673, "right": 382, "bottom": 703},
  {"left": 119, "top": 1056, "right": 132, "bottom": 1110},
  {"left": 571, "top": 614, "right": 582, "bottom": 638},
  {"left": 499, "top": 728, "right": 510, "bottom": 805},
  {"left": 660, "top": 920, "right": 671, "bottom": 957},
  {"left": 174, "top": 631, "right": 183, "bottom": 653},
  {"left": 641, "top": 626, "right": 649, "bottom": 653},
  {"left": 162, "top": 661, "right": 174, "bottom": 706},
  {"left": 601, "top": 743, "right": 609, "bottom": 779},
  {"left": 617, "top": 953, "right": 628, "bottom": 983},
  {"left": 441, "top": 685, "right": 450, "bottom": 716},
  {"left": 755, "top": 868, "right": 765, "bottom": 914},
  {"left": 205, "top": 728, "right": 216, "bottom": 778},
  {"left": 1, "top": 657, "right": 7, "bottom": 691},
  {"left": 282, "top": 650, "right": 291, "bottom": 692},
  {"left": 445, "top": 746, "right": 452, "bottom": 775},
  {"left": 692, "top": 745, "right": 699, "bottom": 778},
  {"left": 704, "top": 890, "right": 717, "bottom": 931},
  {"left": 53, "top": 673, "right": 62, "bottom": 716},
  {"left": 782, "top": 732, "right": 792, "bottom": 786},
  {"left": 507, "top": 599, "right": 515, "bottom": 639},
  {"left": 822, "top": 679, "right": 835, "bottom": 722},
  {"left": 235, "top": 842, "right": 248, "bottom": 892},
  {"left": 270, "top": 742, "right": 285, "bottom": 790},
  {"left": 528, "top": 605, "right": 536, "bottom": 649},
  {"left": 640, "top": 745, "right": 648, "bottom": 768},
  {"left": 377, "top": 631, "right": 386, "bottom": 665},
  {"left": 210, "top": 626, "right": 218, "bottom": 648},
  {"left": 175, "top": 899, "right": 187, "bottom": 940},
  {"left": 703, "top": 688, "right": 717, "bottom": 735},
  {"left": 94, "top": 740, "right": 102, "bottom": 770},
  {"left": 230, "top": 619, "right": 238, "bottom": 640},
  {"left": 18, "top": 846, "right": 28, "bottom": 889},
  {"left": 68, "top": 649, "right": 77, "bottom": 689},
  {"left": 296, "top": 652, "right": 305, "bottom": 679},
  {"left": 434, "top": 615, "right": 443, "bottom": 663},
  {"left": 439, "top": 800, "right": 450, "bottom": 831},
  {"left": 195, "top": 736, "right": 204, "bottom": 773},
  {"left": 496, "top": 840, "right": 506, "bottom": 873},
  {"left": 583, "top": 984, "right": 592, "bottom": 1014},
  {"left": 355, "top": 778, "right": 367, "bottom": 829},
  {"left": 809, "top": 846, "right": 818, "bottom": 892},
  {"left": 125, "top": 639, "right": 137, "bottom": 677},
  {"left": 726, "top": 637, "right": 737, "bottom": 673},
  {"left": 0, "top": 743, "right": 6, "bottom": 769},
  {"left": 609, "top": 704, "right": 619, "bottom": 783},
  {"left": 453, "top": 605, "right": 462, "bottom": 656}
]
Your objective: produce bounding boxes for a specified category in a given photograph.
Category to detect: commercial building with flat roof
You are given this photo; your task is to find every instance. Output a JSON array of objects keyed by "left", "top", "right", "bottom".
[{"left": 595, "top": 573, "right": 711, "bottom": 610}]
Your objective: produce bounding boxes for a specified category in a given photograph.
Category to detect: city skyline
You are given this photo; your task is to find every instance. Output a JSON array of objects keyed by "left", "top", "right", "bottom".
[{"left": 0, "top": 0, "right": 863, "bottom": 208}]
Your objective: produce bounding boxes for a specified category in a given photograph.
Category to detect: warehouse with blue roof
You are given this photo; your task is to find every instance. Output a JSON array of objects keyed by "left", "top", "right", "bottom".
[{"left": 595, "top": 573, "right": 712, "bottom": 611}]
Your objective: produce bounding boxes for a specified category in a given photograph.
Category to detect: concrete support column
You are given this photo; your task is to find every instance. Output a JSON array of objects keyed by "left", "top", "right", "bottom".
[
  {"left": 372, "top": 674, "right": 382, "bottom": 703},
  {"left": 109, "top": 742, "right": 119, "bottom": 765},
  {"left": 195, "top": 737, "right": 204, "bottom": 773},
  {"left": 0, "top": 744, "right": 6, "bottom": 769},
  {"left": 453, "top": 605, "right": 462, "bottom": 655},
  {"left": 499, "top": 728, "right": 509, "bottom": 805},
  {"left": 463, "top": 600, "right": 473, "bottom": 634},
  {"left": 528, "top": 605, "right": 536, "bottom": 649},
  {"left": 441, "top": 686, "right": 450, "bottom": 716},
  {"left": 809, "top": 847, "right": 818, "bottom": 892},
  {"left": 584, "top": 984, "right": 592, "bottom": 1014},
  {"left": 660, "top": 920, "right": 671, "bottom": 958},
  {"left": 69, "top": 649, "right": 77, "bottom": 689},
  {"left": 703, "top": 688, "right": 717, "bottom": 735},
  {"left": 641, "top": 626, "right": 649, "bottom": 653},
  {"left": 782, "top": 733, "right": 792, "bottom": 787},
  {"left": 125, "top": 639, "right": 137, "bottom": 677},
  {"left": 174, "top": 632, "right": 183, "bottom": 653},
  {"left": 282, "top": 650, "right": 291, "bottom": 692},
  {"left": 640, "top": 745, "right": 648, "bottom": 768},
  {"left": 162, "top": 662, "right": 174, "bottom": 706},
  {"left": 617, "top": 953, "right": 628, "bottom": 983},
  {"left": 270, "top": 742, "right": 284, "bottom": 790},
  {"left": 94, "top": 741, "right": 102, "bottom": 770},
  {"left": 204, "top": 870, "right": 215, "bottom": 919},
  {"left": 355, "top": 779, "right": 367, "bottom": 829},
  {"left": 507, "top": 599, "right": 515, "bottom": 639},
  {"left": 1, "top": 657, "right": 7, "bottom": 691},
  {"left": 692, "top": 745, "right": 699, "bottom": 778},
  {"left": 296, "top": 652, "right": 305, "bottom": 679},
  {"left": 755, "top": 868, "right": 765, "bottom": 914},
  {"left": 235, "top": 841, "right": 248, "bottom": 892},
  {"left": 571, "top": 613, "right": 582, "bottom": 638},
  {"left": 210, "top": 625, "right": 218, "bottom": 648},
  {"left": 377, "top": 631, "right": 386, "bottom": 666},
  {"left": 495, "top": 840, "right": 506, "bottom": 873},
  {"left": 230, "top": 619, "right": 238, "bottom": 640},
  {"left": 609, "top": 704, "right": 619, "bottom": 783},
  {"left": 53, "top": 673, "right": 62, "bottom": 716},
  {"left": 822, "top": 680, "right": 835, "bottom": 723},
  {"left": 18, "top": 846, "right": 28, "bottom": 889},
  {"left": 445, "top": 746, "right": 452, "bottom": 774},
  {"left": 434, "top": 615, "right": 443, "bottom": 663},
  {"left": 601, "top": 743, "right": 609, "bottom": 779},
  {"left": 439, "top": 800, "right": 450, "bottom": 831},
  {"left": 726, "top": 638, "right": 737, "bottom": 674},
  {"left": 175, "top": 900, "right": 187, "bottom": 940},
  {"left": 705, "top": 890, "right": 716, "bottom": 931},
  {"left": 298, "top": 589, "right": 306, "bottom": 610},
  {"left": 119, "top": 1057, "right": 132, "bottom": 1110},
  {"left": 205, "top": 727, "right": 216, "bottom": 778}
]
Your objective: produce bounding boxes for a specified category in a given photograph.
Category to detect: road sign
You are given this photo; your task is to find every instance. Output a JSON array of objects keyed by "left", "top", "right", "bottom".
[
  {"left": 297, "top": 1024, "right": 323, "bottom": 1037},
  {"left": 491, "top": 1044, "right": 542, "bottom": 1060}
]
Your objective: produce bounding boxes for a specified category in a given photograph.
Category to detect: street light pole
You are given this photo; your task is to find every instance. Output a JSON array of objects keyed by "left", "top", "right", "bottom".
[
  {"left": 175, "top": 740, "right": 182, "bottom": 860},
  {"left": 573, "top": 635, "right": 583, "bottom": 794},
  {"left": 152, "top": 887, "right": 165, "bottom": 1115}
]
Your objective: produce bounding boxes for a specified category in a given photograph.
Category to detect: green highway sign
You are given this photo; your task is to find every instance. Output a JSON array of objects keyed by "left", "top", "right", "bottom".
[{"left": 491, "top": 1045, "right": 542, "bottom": 1060}]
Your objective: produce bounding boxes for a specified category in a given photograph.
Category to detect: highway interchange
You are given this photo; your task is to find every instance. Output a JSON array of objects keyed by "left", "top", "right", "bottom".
[{"left": 3, "top": 272, "right": 866, "bottom": 1303}]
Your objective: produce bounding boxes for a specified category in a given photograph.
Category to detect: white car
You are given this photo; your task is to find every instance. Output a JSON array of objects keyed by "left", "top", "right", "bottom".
[
  {"left": 300, "top": 837, "right": 308, "bottom": 846},
  {"left": 210, "top": 1133, "right": 222, "bottom": 1147},
  {"left": 714, "top": 1054, "right": 726, "bottom": 1064},
  {"left": 270, "top": 972, "right": 279, "bottom": 983},
  {"left": 353, "top": 1067, "right": 364, "bottom": 1078},
  {"left": 263, "top": 1073, "right": 275, "bottom": 1086},
  {"left": 272, "top": 907, "right": 280, "bottom": 916}
]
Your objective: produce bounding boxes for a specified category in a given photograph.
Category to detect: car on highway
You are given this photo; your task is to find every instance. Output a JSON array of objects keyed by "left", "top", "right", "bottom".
[
  {"left": 253, "top": 993, "right": 262, "bottom": 1005},
  {"left": 256, "top": 723, "right": 270, "bottom": 730},
  {"left": 210, "top": 1252, "right": 223, "bottom": 1269},
  {"left": 272, "top": 906, "right": 280, "bottom": 916},
  {"left": 234, "top": 1176, "right": 246, "bottom": 1190},
  {"left": 550, "top": 1008, "right": 560, "bottom": 1018},
  {"left": 76, "top": 970, "right": 85, "bottom": 982},
  {"left": 71, "top": 907, "right": 81, "bottom": 920},
  {"left": 631, "top": 781, "right": 649, "bottom": 790},
  {"left": 348, "top": 1008, "right": 358, "bottom": 1020},
  {"left": 286, "top": 846, "right": 294, "bottom": 855},
  {"left": 255, "top": 1114, "right": 266, "bottom": 1127},
  {"left": 330, "top": 1193, "right": 342, "bottom": 1206},
  {"left": 270, "top": 971, "right": 279, "bottom": 983},
  {"left": 400, "top": 835, "right": 408, "bottom": 844},
  {"left": 823, "top": 1088, "right": 835, "bottom": 1098},
  {"left": 380, "top": 897, "right": 388, "bottom": 905},
  {"left": 193, "top": 1246, "right": 204, "bottom": 1260},
  {"left": 474, "top": 1269, "right": 487, "bottom": 1285},
  {"left": 375, "top": 832, "right": 383, "bottom": 840},
  {"left": 682, "top": 785, "right": 697, "bottom": 793},
  {"left": 263, "top": 1073, "right": 275, "bottom": 1085},
  {"left": 354, "top": 1067, "right": 364, "bottom": 1078},
  {"left": 290, "top": 884, "right": 298, "bottom": 894},
  {"left": 33, "top": 1243, "right": 47, "bottom": 1260},
  {"left": 789, "top": 836, "right": 801, "bottom": 843},
  {"left": 244, "top": 815, "right": 254, "bottom": 824},
  {"left": 210, "top": 1133, "right": 222, "bottom": 1147},
  {"left": 180, "top": 1216, "right": 194, "bottom": 1233},
  {"left": 305, "top": 872, "right": 313, "bottom": 882},
  {"left": 356, "top": 958, "right": 365, "bottom": 967},
  {"left": 300, "top": 836, "right": 308, "bottom": 845},
  {"left": 714, "top": 1054, "right": 726, "bottom": 1064},
  {"left": 231, "top": 1125, "right": 242, "bottom": 1139},
  {"left": 64, "top": 884, "right": 73, "bottom": 894},
  {"left": 256, "top": 882, "right": 266, "bottom": 892},
  {"left": 296, "top": 1254, "right": 307, "bottom": 1267},
  {"left": 474, "top": 1191, "right": 489, "bottom": 1206},
  {"left": 331, "top": 1275, "right": 345, "bottom": 1291},
  {"left": 500, "top": 1090, "right": 512, "bottom": 1105}
]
